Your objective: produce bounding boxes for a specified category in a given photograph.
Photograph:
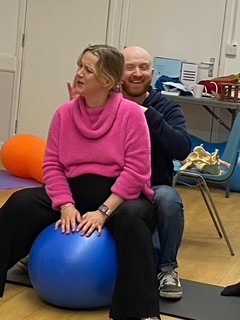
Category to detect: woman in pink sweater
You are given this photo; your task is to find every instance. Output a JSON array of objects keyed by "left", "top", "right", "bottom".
[{"left": 0, "top": 44, "right": 160, "bottom": 320}]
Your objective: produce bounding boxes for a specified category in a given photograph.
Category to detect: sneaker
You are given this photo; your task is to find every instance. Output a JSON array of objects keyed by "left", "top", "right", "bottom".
[
  {"left": 16, "top": 255, "right": 29, "bottom": 272},
  {"left": 158, "top": 270, "right": 182, "bottom": 299}
]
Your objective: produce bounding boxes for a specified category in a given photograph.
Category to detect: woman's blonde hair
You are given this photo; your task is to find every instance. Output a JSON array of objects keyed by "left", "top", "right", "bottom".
[{"left": 77, "top": 44, "right": 124, "bottom": 92}]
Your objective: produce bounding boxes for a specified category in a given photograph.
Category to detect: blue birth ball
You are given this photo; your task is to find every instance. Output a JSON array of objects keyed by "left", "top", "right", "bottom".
[
  {"left": 29, "top": 224, "right": 118, "bottom": 309},
  {"left": 230, "top": 155, "right": 240, "bottom": 192}
]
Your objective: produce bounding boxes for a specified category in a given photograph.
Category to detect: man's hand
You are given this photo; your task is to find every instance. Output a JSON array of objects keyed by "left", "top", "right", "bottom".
[
  {"left": 139, "top": 105, "right": 148, "bottom": 113},
  {"left": 67, "top": 76, "right": 79, "bottom": 100}
]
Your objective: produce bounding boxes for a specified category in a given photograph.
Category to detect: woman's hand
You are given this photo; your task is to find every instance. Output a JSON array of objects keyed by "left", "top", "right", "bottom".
[
  {"left": 55, "top": 206, "right": 82, "bottom": 234},
  {"left": 76, "top": 210, "right": 108, "bottom": 237}
]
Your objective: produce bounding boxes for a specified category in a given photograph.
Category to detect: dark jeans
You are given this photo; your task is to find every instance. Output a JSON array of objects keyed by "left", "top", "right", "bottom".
[
  {"left": 0, "top": 174, "right": 159, "bottom": 318},
  {"left": 152, "top": 185, "right": 184, "bottom": 273}
]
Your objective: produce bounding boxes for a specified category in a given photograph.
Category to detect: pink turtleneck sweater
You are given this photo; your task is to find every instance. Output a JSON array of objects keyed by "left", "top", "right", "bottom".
[{"left": 43, "top": 93, "right": 153, "bottom": 210}]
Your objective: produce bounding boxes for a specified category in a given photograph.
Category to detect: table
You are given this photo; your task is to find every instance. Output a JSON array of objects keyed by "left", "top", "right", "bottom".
[{"left": 167, "top": 95, "right": 240, "bottom": 131}]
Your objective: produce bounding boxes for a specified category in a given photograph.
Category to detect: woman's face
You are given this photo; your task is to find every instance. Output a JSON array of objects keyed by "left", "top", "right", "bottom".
[{"left": 75, "top": 51, "right": 105, "bottom": 97}]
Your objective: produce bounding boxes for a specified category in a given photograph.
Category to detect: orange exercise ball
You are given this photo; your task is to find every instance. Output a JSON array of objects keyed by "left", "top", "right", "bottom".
[
  {"left": 1, "top": 134, "right": 46, "bottom": 182},
  {"left": 27, "top": 138, "right": 46, "bottom": 183}
]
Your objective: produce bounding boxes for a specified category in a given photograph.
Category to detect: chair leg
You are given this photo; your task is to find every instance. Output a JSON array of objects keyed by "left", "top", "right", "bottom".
[
  {"left": 200, "top": 178, "right": 235, "bottom": 255},
  {"left": 174, "top": 173, "right": 223, "bottom": 238},
  {"left": 173, "top": 171, "right": 234, "bottom": 255},
  {"left": 225, "top": 180, "right": 230, "bottom": 198},
  {"left": 172, "top": 175, "right": 177, "bottom": 187},
  {"left": 198, "top": 182, "right": 222, "bottom": 238}
]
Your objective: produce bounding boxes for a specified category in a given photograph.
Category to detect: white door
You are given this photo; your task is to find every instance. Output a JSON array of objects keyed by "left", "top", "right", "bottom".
[
  {"left": 0, "top": 0, "right": 26, "bottom": 147},
  {"left": 16, "top": 0, "right": 110, "bottom": 139},
  {"left": 121, "top": 0, "right": 230, "bottom": 141}
]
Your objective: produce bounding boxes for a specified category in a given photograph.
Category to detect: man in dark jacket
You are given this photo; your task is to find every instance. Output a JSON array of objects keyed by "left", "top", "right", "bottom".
[{"left": 121, "top": 46, "right": 192, "bottom": 299}]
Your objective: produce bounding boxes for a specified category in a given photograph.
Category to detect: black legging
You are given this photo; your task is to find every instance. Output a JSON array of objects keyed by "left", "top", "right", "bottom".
[{"left": 0, "top": 174, "right": 159, "bottom": 318}]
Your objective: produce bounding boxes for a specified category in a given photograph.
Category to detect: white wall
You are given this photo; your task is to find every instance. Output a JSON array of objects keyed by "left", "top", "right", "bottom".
[
  {"left": 1, "top": 0, "right": 240, "bottom": 143},
  {"left": 16, "top": 0, "right": 111, "bottom": 140},
  {"left": 199, "top": 0, "right": 240, "bottom": 142},
  {"left": 224, "top": 1, "right": 240, "bottom": 75},
  {"left": 121, "top": 0, "right": 233, "bottom": 143}
]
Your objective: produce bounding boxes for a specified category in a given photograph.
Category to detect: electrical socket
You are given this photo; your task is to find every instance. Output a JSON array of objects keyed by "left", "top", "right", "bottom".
[{"left": 226, "top": 44, "right": 238, "bottom": 57}]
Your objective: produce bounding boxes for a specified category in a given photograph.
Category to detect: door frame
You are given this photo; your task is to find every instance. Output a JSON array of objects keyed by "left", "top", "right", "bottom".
[{"left": 9, "top": 0, "right": 27, "bottom": 137}]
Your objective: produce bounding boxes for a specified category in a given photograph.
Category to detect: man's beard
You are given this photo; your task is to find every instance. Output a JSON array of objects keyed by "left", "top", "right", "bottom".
[{"left": 122, "top": 81, "right": 151, "bottom": 97}]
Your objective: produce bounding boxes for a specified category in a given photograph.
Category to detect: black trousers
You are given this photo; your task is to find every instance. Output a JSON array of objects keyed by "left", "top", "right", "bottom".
[{"left": 0, "top": 175, "right": 159, "bottom": 318}]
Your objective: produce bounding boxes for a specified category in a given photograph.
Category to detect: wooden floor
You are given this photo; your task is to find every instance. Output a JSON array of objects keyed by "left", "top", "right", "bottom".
[{"left": 0, "top": 162, "right": 240, "bottom": 319}]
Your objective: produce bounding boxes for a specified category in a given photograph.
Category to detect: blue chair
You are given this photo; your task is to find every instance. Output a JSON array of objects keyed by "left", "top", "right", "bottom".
[{"left": 173, "top": 111, "right": 240, "bottom": 256}]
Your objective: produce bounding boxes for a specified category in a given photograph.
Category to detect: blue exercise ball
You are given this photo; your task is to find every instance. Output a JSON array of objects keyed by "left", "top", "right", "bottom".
[
  {"left": 29, "top": 224, "right": 118, "bottom": 309},
  {"left": 230, "top": 155, "right": 240, "bottom": 192}
]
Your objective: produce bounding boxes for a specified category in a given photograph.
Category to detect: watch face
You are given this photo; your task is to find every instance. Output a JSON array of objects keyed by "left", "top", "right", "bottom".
[{"left": 99, "top": 204, "right": 108, "bottom": 213}]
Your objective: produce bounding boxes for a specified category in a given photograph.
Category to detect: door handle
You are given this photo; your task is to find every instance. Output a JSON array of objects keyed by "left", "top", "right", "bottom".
[{"left": 199, "top": 58, "right": 215, "bottom": 77}]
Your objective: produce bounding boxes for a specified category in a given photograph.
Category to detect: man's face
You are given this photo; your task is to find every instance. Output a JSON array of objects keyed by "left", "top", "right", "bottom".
[{"left": 121, "top": 51, "right": 154, "bottom": 97}]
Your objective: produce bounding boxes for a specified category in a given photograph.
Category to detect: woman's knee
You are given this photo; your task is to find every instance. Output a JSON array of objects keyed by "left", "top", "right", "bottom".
[
  {"left": 0, "top": 187, "right": 50, "bottom": 219},
  {"left": 111, "top": 199, "right": 156, "bottom": 231},
  {"left": 5, "top": 188, "right": 42, "bottom": 208}
]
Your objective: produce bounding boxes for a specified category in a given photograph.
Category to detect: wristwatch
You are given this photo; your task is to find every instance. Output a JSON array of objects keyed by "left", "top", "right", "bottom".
[{"left": 98, "top": 204, "right": 112, "bottom": 217}]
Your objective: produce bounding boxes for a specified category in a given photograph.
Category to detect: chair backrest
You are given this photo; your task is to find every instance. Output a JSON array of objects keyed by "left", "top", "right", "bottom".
[{"left": 221, "top": 111, "right": 240, "bottom": 165}]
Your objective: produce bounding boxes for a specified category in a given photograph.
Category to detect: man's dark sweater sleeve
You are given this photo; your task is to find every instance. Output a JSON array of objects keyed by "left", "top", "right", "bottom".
[{"left": 145, "top": 106, "right": 191, "bottom": 161}]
